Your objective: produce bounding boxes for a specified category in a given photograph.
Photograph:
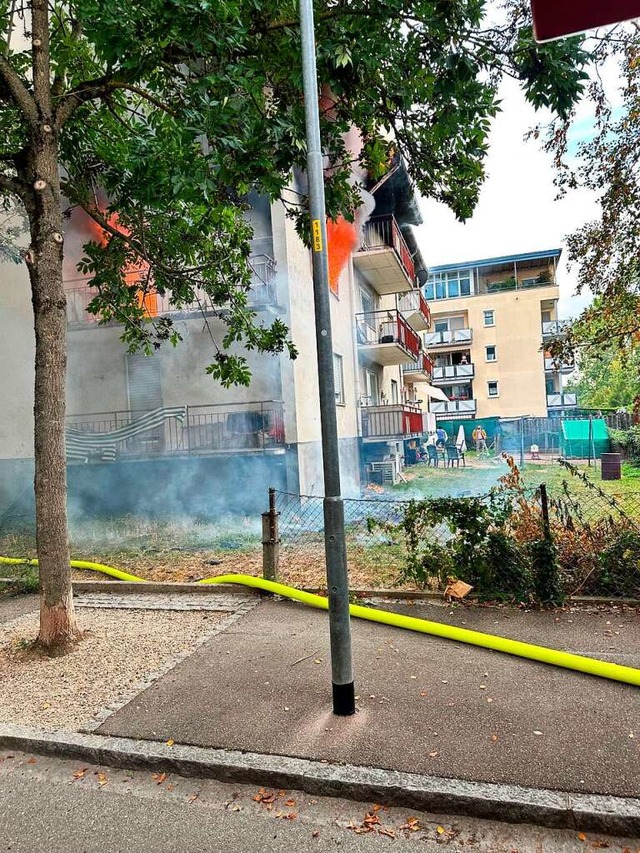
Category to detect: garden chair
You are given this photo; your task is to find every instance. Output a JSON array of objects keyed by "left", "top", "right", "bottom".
[
  {"left": 426, "top": 444, "right": 439, "bottom": 467},
  {"left": 445, "top": 444, "right": 465, "bottom": 467}
]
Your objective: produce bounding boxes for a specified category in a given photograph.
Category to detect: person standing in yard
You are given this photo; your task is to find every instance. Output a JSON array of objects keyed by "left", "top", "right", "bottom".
[{"left": 472, "top": 424, "right": 488, "bottom": 453}]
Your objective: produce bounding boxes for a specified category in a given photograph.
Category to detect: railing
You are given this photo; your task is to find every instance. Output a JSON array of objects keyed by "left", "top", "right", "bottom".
[
  {"left": 542, "top": 321, "right": 565, "bottom": 336},
  {"left": 423, "top": 328, "right": 472, "bottom": 348},
  {"left": 544, "top": 357, "right": 575, "bottom": 373},
  {"left": 430, "top": 399, "right": 477, "bottom": 416},
  {"left": 355, "top": 310, "right": 421, "bottom": 360},
  {"left": 359, "top": 215, "right": 415, "bottom": 284},
  {"left": 402, "top": 352, "right": 434, "bottom": 379},
  {"left": 547, "top": 393, "right": 577, "bottom": 408},
  {"left": 397, "top": 289, "right": 431, "bottom": 327},
  {"left": 66, "top": 401, "right": 285, "bottom": 459},
  {"left": 432, "top": 363, "right": 474, "bottom": 381},
  {"left": 65, "top": 254, "right": 277, "bottom": 328},
  {"left": 361, "top": 403, "right": 424, "bottom": 439}
]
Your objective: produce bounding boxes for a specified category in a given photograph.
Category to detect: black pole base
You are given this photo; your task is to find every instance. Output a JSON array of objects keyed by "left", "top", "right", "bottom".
[{"left": 332, "top": 681, "right": 356, "bottom": 716}]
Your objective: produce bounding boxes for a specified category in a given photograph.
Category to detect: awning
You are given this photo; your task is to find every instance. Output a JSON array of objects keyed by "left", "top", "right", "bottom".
[{"left": 420, "top": 385, "right": 449, "bottom": 402}]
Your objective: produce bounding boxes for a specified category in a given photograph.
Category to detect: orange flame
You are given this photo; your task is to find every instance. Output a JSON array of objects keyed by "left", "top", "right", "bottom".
[{"left": 327, "top": 216, "right": 358, "bottom": 295}]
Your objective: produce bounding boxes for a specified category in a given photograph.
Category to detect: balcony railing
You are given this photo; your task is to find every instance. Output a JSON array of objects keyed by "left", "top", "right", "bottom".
[
  {"left": 402, "top": 352, "right": 434, "bottom": 382},
  {"left": 432, "top": 363, "right": 475, "bottom": 383},
  {"left": 356, "top": 310, "right": 421, "bottom": 363},
  {"left": 65, "top": 254, "right": 277, "bottom": 328},
  {"left": 65, "top": 401, "right": 285, "bottom": 462},
  {"left": 424, "top": 328, "right": 472, "bottom": 348},
  {"left": 542, "top": 321, "right": 565, "bottom": 337},
  {"left": 396, "top": 289, "right": 431, "bottom": 331},
  {"left": 361, "top": 403, "right": 424, "bottom": 440},
  {"left": 429, "top": 399, "right": 477, "bottom": 417},
  {"left": 547, "top": 393, "right": 577, "bottom": 408},
  {"left": 353, "top": 215, "right": 415, "bottom": 295},
  {"left": 544, "top": 357, "right": 575, "bottom": 374}
]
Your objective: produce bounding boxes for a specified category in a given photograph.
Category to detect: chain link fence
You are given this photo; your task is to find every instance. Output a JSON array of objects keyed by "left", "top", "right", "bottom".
[{"left": 274, "top": 463, "right": 640, "bottom": 602}]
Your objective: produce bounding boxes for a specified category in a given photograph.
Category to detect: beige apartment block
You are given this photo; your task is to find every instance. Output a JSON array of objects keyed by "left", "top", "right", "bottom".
[{"left": 423, "top": 250, "right": 576, "bottom": 421}]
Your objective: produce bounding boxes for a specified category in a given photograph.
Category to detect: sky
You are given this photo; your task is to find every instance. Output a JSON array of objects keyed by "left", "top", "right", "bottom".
[{"left": 414, "top": 76, "right": 605, "bottom": 321}]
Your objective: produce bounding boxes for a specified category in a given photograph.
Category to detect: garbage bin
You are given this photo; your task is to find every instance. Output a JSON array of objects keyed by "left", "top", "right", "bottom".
[{"left": 601, "top": 452, "right": 621, "bottom": 481}]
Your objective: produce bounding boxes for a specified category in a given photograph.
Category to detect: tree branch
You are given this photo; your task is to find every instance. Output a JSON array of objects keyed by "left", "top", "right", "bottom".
[
  {"left": 0, "top": 54, "right": 37, "bottom": 125},
  {"left": 0, "top": 170, "right": 25, "bottom": 197},
  {"left": 56, "top": 77, "right": 178, "bottom": 129}
]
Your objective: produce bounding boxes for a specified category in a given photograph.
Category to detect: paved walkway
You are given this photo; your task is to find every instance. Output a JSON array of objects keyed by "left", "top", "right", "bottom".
[{"left": 98, "top": 597, "right": 640, "bottom": 798}]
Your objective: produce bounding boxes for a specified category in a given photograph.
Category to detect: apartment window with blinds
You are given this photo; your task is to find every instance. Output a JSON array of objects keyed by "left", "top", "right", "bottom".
[
  {"left": 333, "top": 353, "right": 345, "bottom": 405},
  {"left": 126, "top": 354, "right": 163, "bottom": 412}
]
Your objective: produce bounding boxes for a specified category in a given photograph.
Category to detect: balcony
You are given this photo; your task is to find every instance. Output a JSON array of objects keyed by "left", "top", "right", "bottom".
[
  {"left": 429, "top": 399, "right": 478, "bottom": 419},
  {"left": 544, "top": 357, "right": 575, "bottom": 374},
  {"left": 431, "top": 363, "right": 475, "bottom": 384},
  {"left": 402, "top": 352, "right": 434, "bottom": 383},
  {"left": 542, "top": 320, "right": 565, "bottom": 337},
  {"left": 423, "top": 328, "right": 473, "bottom": 349},
  {"left": 361, "top": 403, "right": 424, "bottom": 442},
  {"left": 353, "top": 215, "right": 415, "bottom": 295},
  {"left": 356, "top": 310, "right": 421, "bottom": 366},
  {"left": 65, "top": 254, "right": 277, "bottom": 329},
  {"left": 65, "top": 401, "right": 285, "bottom": 462},
  {"left": 547, "top": 393, "right": 578, "bottom": 409},
  {"left": 397, "top": 289, "right": 431, "bottom": 332}
]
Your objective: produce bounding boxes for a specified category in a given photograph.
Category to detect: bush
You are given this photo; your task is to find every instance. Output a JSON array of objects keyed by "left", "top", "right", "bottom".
[{"left": 609, "top": 426, "right": 640, "bottom": 463}]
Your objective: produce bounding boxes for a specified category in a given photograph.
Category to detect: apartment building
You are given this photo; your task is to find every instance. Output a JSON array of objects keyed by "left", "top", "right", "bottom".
[
  {"left": 422, "top": 249, "right": 576, "bottom": 421},
  {"left": 0, "top": 165, "right": 432, "bottom": 518}
]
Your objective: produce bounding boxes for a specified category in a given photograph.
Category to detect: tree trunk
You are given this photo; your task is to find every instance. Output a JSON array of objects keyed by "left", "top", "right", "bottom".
[{"left": 23, "top": 0, "right": 79, "bottom": 647}]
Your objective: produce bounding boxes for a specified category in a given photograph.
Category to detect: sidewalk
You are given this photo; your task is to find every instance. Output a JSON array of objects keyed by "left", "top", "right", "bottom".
[{"left": 96, "top": 596, "right": 640, "bottom": 799}]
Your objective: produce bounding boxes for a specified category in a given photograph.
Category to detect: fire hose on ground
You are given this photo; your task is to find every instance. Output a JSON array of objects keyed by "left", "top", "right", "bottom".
[{"left": 1, "top": 555, "right": 639, "bottom": 688}]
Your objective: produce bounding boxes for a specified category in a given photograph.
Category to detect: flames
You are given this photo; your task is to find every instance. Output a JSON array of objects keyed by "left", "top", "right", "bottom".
[
  {"left": 327, "top": 215, "right": 358, "bottom": 295},
  {"left": 66, "top": 205, "right": 157, "bottom": 317}
]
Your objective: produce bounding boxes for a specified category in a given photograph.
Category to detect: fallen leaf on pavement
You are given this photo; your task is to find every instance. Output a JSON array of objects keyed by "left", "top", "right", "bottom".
[
  {"left": 97, "top": 772, "right": 108, "bottom": 787},
  {"left": 285, "top": 799, "right": 296, "bottom": 807},
  {"left": 428, "top": 751, "right": 439, "bottom": 758},
  {"left": 378, "top": 827, "right": 396, "bottom": 839},
  {"left": 491, "top": 734, "right": 498, "bottom": 742},
  {"left": 26, "top": 758, "right": 36, "bottom": 765},
  {"left": 72, "top": 768, "right": 87, "bottom": 780},
  {"left": 578, "top": 833, "right": 587, "bottom": 842},
  {"left": 372, "top": 804, "right": 382, "bottom": 812},
  {"left": 188, "top": 793, "right": 199, "bottom": 804},
  {"left": 401, "top": 817, "right": 421, "bottom": 832},
  {"left": 166, "top": 739, "right": 175, "bottom": 747},
  {"left": 152, "top": 772, "right": 168, "bottom": 785}
]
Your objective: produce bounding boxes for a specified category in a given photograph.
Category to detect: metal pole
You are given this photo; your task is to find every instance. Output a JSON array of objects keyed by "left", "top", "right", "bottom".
[
  {"left": 519, "top": 417, "right": 525, "bottom": 468},
  {"left": 587, "top": 414, "right": 593, "bottom": 467},
  {"left": 298, "top": 0, "right": 355, "bottom": 716}
]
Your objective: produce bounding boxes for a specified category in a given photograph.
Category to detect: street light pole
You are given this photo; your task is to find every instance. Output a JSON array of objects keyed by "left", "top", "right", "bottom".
[{"left": 298, "top": 0, "right": 355, "bottom": 715}]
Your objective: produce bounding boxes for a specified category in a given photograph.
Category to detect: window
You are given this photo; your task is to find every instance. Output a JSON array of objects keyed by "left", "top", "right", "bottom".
[
  {"left": 333, "top": 354, "right": 345, "bottom": 405},
  {"left": 390, "top": 379, "right": 399, "bottom": 404},
  {"left": 127, "top": 354, "right": 163, "bottom": 412},
  {"left": 485, "top": 345, "right": 497, "bottom": 362},
  {"left": 425, "top": 271, "right": 473, "bottom": 301},
  {"left": 487, "top": 380, "right": 499, "bottom": 398},
  {"left": 360, "top": 288, "right": 375, "bottom": 318},
  {"left": 483, "top": 310, "right": 495, "bottom": 327}
]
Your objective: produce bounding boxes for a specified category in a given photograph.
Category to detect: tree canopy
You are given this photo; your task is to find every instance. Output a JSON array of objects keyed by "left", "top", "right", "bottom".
[{"left": 1, "top": 0, "right": 591, "bottom": 382}]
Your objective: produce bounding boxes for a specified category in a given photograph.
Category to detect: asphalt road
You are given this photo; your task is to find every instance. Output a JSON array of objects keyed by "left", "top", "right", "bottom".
[{"left": 0, "top": 751, "right": 636, "bottom": 853}]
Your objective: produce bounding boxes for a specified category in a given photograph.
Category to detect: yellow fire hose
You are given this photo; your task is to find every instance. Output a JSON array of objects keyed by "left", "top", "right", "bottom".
[{"left": 2, "top": 556, "right": 639, "bottom": 688}]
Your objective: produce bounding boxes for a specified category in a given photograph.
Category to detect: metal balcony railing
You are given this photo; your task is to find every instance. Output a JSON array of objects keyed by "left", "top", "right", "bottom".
[
  {"left": 432, "top": 363, "right": 475, "bottom": 382},
  {"left": 544, "top": 357, "right": 575, "bottom": 373},
  {"left": 361, "top": 403, "right": 424, "bottom": 439},
  {"left": 65, "top": 254, "right": 277, "bottom": 328},
  {"left": 402, "top": 352, "right": 434, "bottom": 379},
  {"left": 542, "top": 320, "right": 565, "bottom": 336},
  {"left": 424, "top": 328, "right": 473, "bottom": 348},
  {"left": 429, "top": 399, "right": 478, "bottom": 416},
  {"left": 65, "top": 401, "right": 285, "bottom": 461},
  {"left": 547, "top": 393, "right": 577, "bottom": 408},
  {"left": 359, "top": 215, "right": 416, "bottom": 283},
  {"left": 396, "top": 289, "right": 431, "bottom": 328},
  {"left": 356, "top": 310, "right": 421, "bottom": 360}
]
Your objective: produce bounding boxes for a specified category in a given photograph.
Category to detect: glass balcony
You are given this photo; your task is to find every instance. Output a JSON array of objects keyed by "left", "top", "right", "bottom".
[
  {"left": 423, "top": 328, "right": 473, "bottom": 348},
  {"left": 547, "top": 393, "right": 577, "bottom": 408},
  {"left": 431, "top": 363, "right": 475, "bottom": 384},
  {"left": 429, "top": 399, "right": 478, "bottom": 418}
]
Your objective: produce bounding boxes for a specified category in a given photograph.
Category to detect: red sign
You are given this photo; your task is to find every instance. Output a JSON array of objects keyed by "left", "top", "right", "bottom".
[{"left": 531, "top": 0, "right": 640, "bottom": 42}]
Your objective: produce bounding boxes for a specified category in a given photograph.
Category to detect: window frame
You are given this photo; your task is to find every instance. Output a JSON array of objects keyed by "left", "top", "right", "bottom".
[
  {"left": 487, "top": 380, "right": 500, "bottom": 398},
  {"left": 485, "top": 345, "right": 497, "bottom": 363},
  {"left": 333, "top": 353, "right": 345, "bottom": 405},
  {"left": 483, "top": 309, "right": 495, "bottom": 328}
]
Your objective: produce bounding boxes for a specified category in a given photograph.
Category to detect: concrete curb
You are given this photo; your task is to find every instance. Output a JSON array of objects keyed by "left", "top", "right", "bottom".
[{"left": 1, "top": 724, "right": 638, "bottom": 836}]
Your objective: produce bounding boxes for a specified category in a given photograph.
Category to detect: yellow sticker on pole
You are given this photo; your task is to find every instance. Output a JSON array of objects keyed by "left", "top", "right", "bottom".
[{"left": 312, "top": 219, "right": 323, "bottom": 252}]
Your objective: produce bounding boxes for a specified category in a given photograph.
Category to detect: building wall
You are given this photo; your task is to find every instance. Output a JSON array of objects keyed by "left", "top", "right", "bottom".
[{"left": 429, "top": 283, "right": 559, "bottom": 419}]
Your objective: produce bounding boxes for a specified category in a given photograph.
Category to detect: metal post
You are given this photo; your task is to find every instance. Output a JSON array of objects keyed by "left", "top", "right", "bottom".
[
  {"left": 519, "top": 417, "right": 525, "bottom": 468},
  {"left": 299, "top": 0, "right": 355, "bottom": 715},
  {"left": 587, "top": 414, "right": 593, "bottom": 467},
  {"left": 262, "top": 487, "right": 280, "bottom": 582}
]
